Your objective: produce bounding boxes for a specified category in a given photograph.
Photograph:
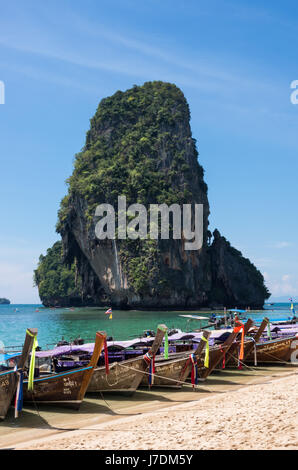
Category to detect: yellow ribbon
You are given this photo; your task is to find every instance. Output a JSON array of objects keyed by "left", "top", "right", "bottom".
[
  {"left": 164, "top": 332, "right": 169, "bottom": 359},
  {"left": 201, "top": 335, "right": 209, "bottom": 368},
  {"left": 26, "top": 329, "right": 38, "bottom": 391},
  {"left": 157, "top": 325, "right": 168, "bottom": 359}
]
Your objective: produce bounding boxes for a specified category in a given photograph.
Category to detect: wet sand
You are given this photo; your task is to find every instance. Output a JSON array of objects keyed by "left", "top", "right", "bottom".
[{"left": 0, "top": 366, "right": 297, "bottom": 450}]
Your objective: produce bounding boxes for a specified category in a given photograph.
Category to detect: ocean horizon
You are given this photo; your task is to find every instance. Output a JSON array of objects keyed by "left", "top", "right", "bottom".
[{"left": 0, "top": 302, "right": 295, "bottom": 349}]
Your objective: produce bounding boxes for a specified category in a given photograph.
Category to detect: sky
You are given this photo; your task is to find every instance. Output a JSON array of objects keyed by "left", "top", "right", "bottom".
[{"left": 0, "top": 0, "right": 297, "bottom": 303}]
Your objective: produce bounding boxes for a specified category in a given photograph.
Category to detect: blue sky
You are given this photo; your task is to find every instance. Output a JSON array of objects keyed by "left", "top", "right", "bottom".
[{"left": 0, "top": 0, "right": 297, "bottom": 303}]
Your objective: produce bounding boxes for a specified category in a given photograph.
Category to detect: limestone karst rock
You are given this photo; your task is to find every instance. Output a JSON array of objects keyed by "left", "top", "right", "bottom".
[{"left": 36, "top": 81, "right": 270, "bottom": 309}]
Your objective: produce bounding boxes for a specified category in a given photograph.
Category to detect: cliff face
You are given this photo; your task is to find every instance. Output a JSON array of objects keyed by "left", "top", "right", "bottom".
[
  {"left": 0, "top": 298, "right": 10, "bottom": 305},
  {"left": 34, "top": 241, "right": 107, "bottom": 307},
  {"left": 57, "top": 81, "right": 211, "bottom": 308},
  {"left": 51, "top": 81, "right": 269, "bottom": 309},
  {"left": 209, "top": 230, "right": 269, "bottom": 308}
]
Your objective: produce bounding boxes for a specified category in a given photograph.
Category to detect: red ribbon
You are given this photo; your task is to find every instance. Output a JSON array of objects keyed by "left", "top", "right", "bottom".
[
  {"left": 220, "top": 347, "right": 226, "bottom": 369},
  {"left": 190, "top": 354, "right": 198, "bottom": 388},
  {"left": 238, "top": 345, "right": 243, "bottom": 369},
  {"left": 143, "top": 353, "right": 155, "bottom": 386}
]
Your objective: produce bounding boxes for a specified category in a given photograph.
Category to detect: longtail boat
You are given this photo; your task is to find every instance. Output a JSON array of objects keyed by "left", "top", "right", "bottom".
[
  {"left": 245, "top": 335, "right": 298, "bottom": 364},
  {"left": 0, "top": 328, "right": 37, "bottom": 419},
  {"left": 87, "top": 325, "right": 167, "bottom": 395},
  {"left": 141, "top": 328, "right": 240, "bottom": 388},
  {"left": 224, "top": 318, "right": 269, "bottom": 367},
  {"left": 23, "top": 331, "right": 106, "bottom": 409}
]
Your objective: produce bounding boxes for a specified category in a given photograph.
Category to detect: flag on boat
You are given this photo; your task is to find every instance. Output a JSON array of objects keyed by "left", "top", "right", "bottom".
[{"left": 105, "top": 308, "right": 112, "bottom": 319}]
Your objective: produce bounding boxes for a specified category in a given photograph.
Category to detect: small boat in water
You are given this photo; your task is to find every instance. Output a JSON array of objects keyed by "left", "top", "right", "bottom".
[
  {"left": 23, "top": 331, "right": 106, "bottom": 409},
  {"left": 0, "top": 328, "right": 38, "bottom": 419}
]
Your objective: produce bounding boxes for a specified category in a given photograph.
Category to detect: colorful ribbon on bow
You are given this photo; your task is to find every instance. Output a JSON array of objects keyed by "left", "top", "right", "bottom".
[
  {"left": 189, "top": 354, "right": 198, "bottom": 388},
  {"left": 27, "top": 329, "right": 38, "bottom": 392},
  {"left": 201, "top": 335, "right": 209, "bottom": 368},
  {"left": 163, "top": 331, "right": 169, "bottom": 359},
  {"left": 14, "top": 370, "right": 23, "bottom": 418},
  {"left": 143, "top": 352, "right": 155, "bottom": 386},
  {"left": 237, "top": 344, "right": 243, "bottom": 370},
  {"left": 233, "top": 321, "right": 244, "bottom": 361},
  {"left": 220, "top": 346, "right": 226, "bottom": 369},
  {"left": 104, "top": 339, "right": 109, "bottom": 375}
]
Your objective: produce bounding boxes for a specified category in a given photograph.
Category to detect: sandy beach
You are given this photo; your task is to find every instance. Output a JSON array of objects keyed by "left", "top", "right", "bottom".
[{"left": 8, "top": 368, "right": 297, "bottom": 451}]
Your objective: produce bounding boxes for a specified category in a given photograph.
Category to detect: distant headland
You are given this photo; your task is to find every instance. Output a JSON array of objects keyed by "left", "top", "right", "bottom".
[{"left": 0, "top": 298, "right": 10, "bottom": 305}]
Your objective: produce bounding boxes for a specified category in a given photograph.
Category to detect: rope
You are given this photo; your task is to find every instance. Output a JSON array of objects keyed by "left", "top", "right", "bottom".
[
  {"left": 260, "top": 350, "right": 298, "bottom": 366},
  {"left": 30, "top": 392, "right": 52, "bottom": 429},
  {"left": 117, "top": 362, "right": 200, "bottom": 389},
  {"left": 103, "top": 363, "right": 121, "bottom": 387},
  {"left": 225, "top": 348, "right": 298, "bottom": 370},
  {"left": 98, "top": 390, "right": 119, "bottom": 413},
  {"left": 225, "top": 350, "right": 260, "bottom": 373}
]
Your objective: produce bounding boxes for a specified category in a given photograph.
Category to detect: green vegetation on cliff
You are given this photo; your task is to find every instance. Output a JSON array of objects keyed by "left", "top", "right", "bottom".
[
  {"left": 34, "top": 80, "right": 269, "bottom": 309},
  {"left": 34, "top": 241, "right": 81, "bottom": 306},
  {"left": 57, "top": 81, "right": 208, "bottom": 297},
  {"left": 58, "top": 81, "right": 205, "bottom": 229}
]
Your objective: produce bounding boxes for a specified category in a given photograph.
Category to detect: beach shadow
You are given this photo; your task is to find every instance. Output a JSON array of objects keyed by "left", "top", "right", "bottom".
[
  {"left": 0, "top": 399, "right": 117, "bottom": 433},
  {"left": 0, "top": 408, "right": 69, "bottom": 431},
  {"left": 202, "top": 377, "right": 242, "bottom": 386},
  {"left": 137, "top": 386, "right": 212, "bottom": 401},
  {"left": 24, "top": 400, "right": 114, "bottom": 417}
]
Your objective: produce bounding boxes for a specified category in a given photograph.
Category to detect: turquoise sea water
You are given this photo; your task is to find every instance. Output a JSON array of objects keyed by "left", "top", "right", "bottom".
[{"left": 0, "top": 303, "right": 295, "bottom": 349}]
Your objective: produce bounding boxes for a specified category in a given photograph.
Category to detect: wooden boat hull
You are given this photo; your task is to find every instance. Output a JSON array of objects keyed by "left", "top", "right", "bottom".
[
  {"left": 141, "top": 342, "right": 234, "bottom": 388},
  {"left": 141, "top": 356, "right": 196, "bottom": 388},
  {"left": 0, "top": 328, "right": 38, "bottom": 420},
  {"left": 88, "top": 325, "right": 167, "bottom": 395},
  {"left": 23, "top": 366, "right": 94, "bottom": 410},
  {"left": 88, "top": 357, "right": 146, "bottom": 395},
  {"left": 23, "top": 331, "right": 106, "bottom": 409},
  {"left": 245, "top": 336, "right": 298, "bottom": 364},
  {"left": 0, "top": 370, "right": 18, "bottom": 419}
]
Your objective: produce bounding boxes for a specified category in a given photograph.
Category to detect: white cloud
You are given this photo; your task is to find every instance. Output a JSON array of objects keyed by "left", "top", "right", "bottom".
[
  {"left": 267, "top": 275, "right": 298, "bottom": 297},
  {"left": 273, "top": 242, "right": 292, "bottom": 249}
]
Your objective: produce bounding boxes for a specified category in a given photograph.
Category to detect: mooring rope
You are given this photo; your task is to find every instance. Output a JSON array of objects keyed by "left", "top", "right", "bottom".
[
  {"left": 117, "top": 362, "right": 199, "bottom": 389},
  {"left": 261, "top": 350, "right": 298, "bottom": 366}
]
